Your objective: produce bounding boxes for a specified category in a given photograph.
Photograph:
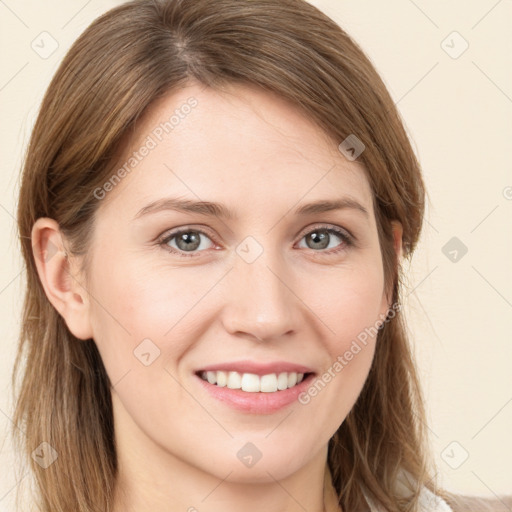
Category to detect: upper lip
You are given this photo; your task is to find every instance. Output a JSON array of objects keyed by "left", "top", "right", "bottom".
[{"left": 196, "top": 360, "right": 315, "bottom": 376}]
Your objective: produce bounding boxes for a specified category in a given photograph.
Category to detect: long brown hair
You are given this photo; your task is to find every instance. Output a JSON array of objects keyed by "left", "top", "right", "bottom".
[{"left": 13, "top": 0, "right": 451, "bottom": 510}]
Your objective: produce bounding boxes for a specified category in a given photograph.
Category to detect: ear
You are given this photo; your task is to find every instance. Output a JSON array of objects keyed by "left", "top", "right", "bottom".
[
  {"left": 380, "top": 220, "right": 404, "bottom": 315},
  {"left": 31, "top": 217, "right": 93, "bottom": 340}
]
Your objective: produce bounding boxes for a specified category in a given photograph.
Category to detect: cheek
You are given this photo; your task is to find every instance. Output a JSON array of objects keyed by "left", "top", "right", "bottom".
[
  {"left": 299, "top": 258, "right": 385, "bottom": 407},
  {"left": 308, "top": 255, "right": 386, "bottom": 345},
  {"left": 91, "top": 259, "right": 191, "bottom": 376},
  {"left": 87, "top": 252, "right": 232, "bottom": 390},
  {"left": 86, "top": 254, "right": 186, "bottom": 379}
]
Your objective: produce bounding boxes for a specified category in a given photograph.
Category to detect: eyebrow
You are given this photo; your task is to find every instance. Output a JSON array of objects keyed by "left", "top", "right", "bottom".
[{"left": 133, "top": 196, "right": 369, "bottom": 220}]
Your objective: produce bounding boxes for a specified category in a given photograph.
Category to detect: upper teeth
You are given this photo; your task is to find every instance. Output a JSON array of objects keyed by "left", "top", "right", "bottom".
[{"left": 200, "top": 371, "right": 305, "bottom": 392}]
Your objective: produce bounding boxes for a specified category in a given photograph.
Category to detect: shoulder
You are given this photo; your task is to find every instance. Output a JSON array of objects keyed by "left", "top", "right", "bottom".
[
  {"left": 440, "top": 493, "right": 512, "bottom": 512},
  {"left": 361, "top": 474, "right": 512, "bottom": 512}
]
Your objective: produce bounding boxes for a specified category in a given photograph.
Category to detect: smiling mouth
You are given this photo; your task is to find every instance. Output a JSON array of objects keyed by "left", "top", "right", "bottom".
[{"left": 196, "top": 370, "right": 314, "bottom": 393}]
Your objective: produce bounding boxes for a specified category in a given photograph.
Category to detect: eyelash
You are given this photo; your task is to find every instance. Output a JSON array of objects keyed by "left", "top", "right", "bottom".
[{"left": 157, "top": 224, "right": 355, "bottom": 259}]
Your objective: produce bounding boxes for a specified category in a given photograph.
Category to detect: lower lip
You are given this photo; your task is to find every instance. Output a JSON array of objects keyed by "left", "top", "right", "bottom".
[{"left": 194, "top": 373, "right": 316, "bottom": 414}]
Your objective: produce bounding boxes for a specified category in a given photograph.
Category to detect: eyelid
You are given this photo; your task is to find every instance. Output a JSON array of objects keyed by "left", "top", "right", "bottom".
[
  {"left": 156, "top": 224, "right": 220, "bottom": 254},
  {"left": 296, "top": 222, "right": 354, "bottom": 242},
  {"left": 157, "top": 222, "right": 356, "bottom": 257}
]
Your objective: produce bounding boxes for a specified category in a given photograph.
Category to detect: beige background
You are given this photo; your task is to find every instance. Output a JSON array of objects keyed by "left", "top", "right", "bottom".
[{"left": 1, "top": 0, "right": 511, "bottom": 508}]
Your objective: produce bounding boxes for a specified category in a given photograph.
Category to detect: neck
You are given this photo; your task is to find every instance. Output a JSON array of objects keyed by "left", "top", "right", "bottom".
[
  {"left": 111, "top": 396, "right": 342, "bottom": 512},
  {"left": 113, "top": 451, "right": 339, "bottom": 512}
]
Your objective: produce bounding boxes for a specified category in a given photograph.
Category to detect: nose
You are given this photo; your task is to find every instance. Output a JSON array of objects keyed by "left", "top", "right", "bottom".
[{"left": 220, "top": 248, "right": 297, "bottom": 343}]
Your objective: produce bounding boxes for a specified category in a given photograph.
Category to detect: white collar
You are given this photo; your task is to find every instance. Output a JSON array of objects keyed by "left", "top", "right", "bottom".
[
  {"left": 324, "top": 465, "right": 453, "bottom": 512},
  {"left": 361, "top": 482, "right": 453, "bottom": 512}
]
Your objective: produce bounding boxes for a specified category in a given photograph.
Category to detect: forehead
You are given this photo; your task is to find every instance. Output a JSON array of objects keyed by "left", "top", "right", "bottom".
[{"left": 97, "top": 82, "right": 373, "bottom": 219}]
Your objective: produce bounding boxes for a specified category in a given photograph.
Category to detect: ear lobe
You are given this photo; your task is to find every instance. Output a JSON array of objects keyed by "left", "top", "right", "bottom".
[{"left": 31, "top": 217, "right": 93, "bottom": 340}]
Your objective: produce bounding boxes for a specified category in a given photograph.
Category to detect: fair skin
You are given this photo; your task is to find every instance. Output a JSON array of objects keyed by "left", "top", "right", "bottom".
[{"left": 32, "top": 82, "right": 402, "bottom": 512}]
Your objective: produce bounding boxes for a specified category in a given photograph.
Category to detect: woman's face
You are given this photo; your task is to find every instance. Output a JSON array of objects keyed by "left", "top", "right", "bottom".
[{"left": 77, "top": 82, "right": 396, "bottom": 484}]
